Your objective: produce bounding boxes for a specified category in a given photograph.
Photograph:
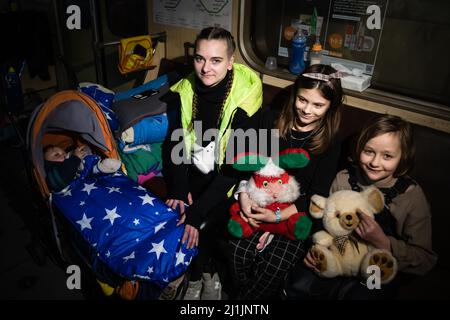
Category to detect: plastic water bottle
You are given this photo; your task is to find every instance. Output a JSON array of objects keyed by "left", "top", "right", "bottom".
[
  {"left": 309, "top": 42, "right": 323, "bottom": 66},
  {"left": 289, "top": 29, "right": 306, "bottom": 75}
]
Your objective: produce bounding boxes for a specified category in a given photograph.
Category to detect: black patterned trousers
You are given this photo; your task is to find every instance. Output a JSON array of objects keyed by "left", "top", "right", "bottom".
[{"left": 229, "top": 232, "right": 307, "bottom": 300}]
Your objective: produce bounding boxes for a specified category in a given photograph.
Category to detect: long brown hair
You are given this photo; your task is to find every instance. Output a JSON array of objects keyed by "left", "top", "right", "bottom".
[
  {"left": 354, "top": 114, "right": 415, "bottom": 177},
  {"left": 275, "top": 64, "right": 343, "bottom": 154}
]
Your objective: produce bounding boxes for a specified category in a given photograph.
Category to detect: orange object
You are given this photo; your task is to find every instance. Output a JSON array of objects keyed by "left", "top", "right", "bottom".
[
  {"left": 328, "top": 33, "right": 344, "bottom": 49},
  {"left": 115, "top": 281, "right": 140, "bottom": 300},
  {"left": 284, "top": 25, "right": 296, "bottom": 41}
]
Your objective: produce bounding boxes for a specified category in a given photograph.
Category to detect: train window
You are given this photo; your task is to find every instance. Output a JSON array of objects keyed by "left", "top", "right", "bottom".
[{"left": 239, "top": 0, "right": 450, "bottom": 108}]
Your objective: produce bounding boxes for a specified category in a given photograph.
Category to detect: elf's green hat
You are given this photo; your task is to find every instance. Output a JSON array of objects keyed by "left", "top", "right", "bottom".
[
  {"left": 232, "top": 152, "right": 269, "bottom": 171},
  {"left": 232, "top": 148, "right": 310, "bottom": 172}
]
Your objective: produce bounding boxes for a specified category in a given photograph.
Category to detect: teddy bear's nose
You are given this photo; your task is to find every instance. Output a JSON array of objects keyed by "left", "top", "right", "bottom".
[{"left": 345, "top": 214, "right": 353, "bottom": 221}]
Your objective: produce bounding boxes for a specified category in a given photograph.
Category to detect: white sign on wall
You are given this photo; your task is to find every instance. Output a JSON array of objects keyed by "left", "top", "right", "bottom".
[{"left": 153, "top": 0, "right": 232, "bottom": 31}]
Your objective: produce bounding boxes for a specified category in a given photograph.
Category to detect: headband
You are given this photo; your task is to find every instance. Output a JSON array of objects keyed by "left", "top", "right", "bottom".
[{"left": 302, "top": 71, "right": 344, "bottom": 82}]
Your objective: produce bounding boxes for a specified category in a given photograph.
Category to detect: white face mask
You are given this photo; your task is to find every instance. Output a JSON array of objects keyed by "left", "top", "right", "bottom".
[{"left": 192, "top": 140, "right": 216, "bottom": 174}]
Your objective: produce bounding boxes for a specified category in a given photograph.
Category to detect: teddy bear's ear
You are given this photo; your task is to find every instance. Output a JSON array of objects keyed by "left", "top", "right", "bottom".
[
  {"left": 361, "top": 186, "right": 385, "bottom": 213},
  {"left": 310, "top": 194, "right": 326, "bottom": 219}
]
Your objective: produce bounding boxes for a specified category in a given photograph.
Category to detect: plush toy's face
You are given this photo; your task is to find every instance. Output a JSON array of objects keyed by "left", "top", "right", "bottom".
[
  {"left": 310, "top": 188, "right": 384, "bottom": 237},
  {"left": 247, "top": 172, "right": 300, "bottom": 207},
  {"left": 323, "top": 192, "right": 370, "bottom": 236}
]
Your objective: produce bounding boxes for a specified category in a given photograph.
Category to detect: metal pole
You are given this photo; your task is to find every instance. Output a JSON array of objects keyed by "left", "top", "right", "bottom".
[
  {"left": 89, "top": 0, "right": 106, "bottom": 85},
  {"left": 52, "top": 0, "right": 69, "bottom": 89}
]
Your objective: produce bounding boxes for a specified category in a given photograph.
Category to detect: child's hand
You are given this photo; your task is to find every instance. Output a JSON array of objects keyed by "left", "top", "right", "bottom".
[
  {"left": 182, "top": 224, "right": 199, "bottom": 249},
  {"left": 239, "top": 211, "right": 260, "bottom": 228},
  {"left": 246, "top": 206, "right": 276, "bottom": 223},
  {"left": 356, "top": 213, "right": 391, "bottom": 251},
  {"left": 303, "top": 250, "right": 320, "bottom": 273},
  {"left": 167, "top": 192, "right": 193, "bottom": 226},
  {"left": 238, "top": 192, "right": 255, "bottom": 216}
]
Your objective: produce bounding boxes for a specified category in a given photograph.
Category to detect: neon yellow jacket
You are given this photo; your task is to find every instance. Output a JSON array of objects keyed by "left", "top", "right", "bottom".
[{"left": 170, "top": 63, "right": 262, "bottom": 166}]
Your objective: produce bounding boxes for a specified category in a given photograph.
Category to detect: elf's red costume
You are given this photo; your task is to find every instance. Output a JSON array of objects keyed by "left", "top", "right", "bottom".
[{"left": 228, "top": 159, "right": 312, "bottom": 240}]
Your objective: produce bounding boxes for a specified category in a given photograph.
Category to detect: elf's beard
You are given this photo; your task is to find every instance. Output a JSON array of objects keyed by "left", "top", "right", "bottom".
[{"left": 247, "top": 177, "right": 301, "bottom": 207}]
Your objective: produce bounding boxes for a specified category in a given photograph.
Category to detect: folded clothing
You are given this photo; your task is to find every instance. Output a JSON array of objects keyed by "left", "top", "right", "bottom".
[
  {"left": 121, "top": 113, "right": 168, "bottom": 146},
  {"left": 112, "top": 83, "right": 170, "bottom": 135},
  {"left": 119, "top": 142, "right": 163, "bottom": 182}
]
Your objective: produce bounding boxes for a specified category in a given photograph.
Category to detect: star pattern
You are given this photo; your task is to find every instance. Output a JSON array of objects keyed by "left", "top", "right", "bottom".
[
  {"left": 76, "top": 213, "right": 93, "bottom": 231},
  {"left": 175, "top": 250, "right": 186, "bottom": 266},
  {"left": 139, "top": 194, "right": 155, "bottom": 206},
  {"left": 154, "top": 221, "right": 167, "bottom": 233},
  {"left": 106, "top": 186, "right": 121, "bottom": 194},
  {"left": 148, "top": 240, "right": 167, "bottom": 260},
  {"left": 62, "top": 189, "right": 72, "bottom": 197},
  {"left": 51, "top": 154, "right": 196, "bottom": 287},
  {"left": 82, "top": 182, "right": 98, "bottom": 195},
  {"left": 103, "top": 207, "right": 121, "bottom": 225},
  {"left": 123, "top": 251, "right": 135, "bottom": 262}
]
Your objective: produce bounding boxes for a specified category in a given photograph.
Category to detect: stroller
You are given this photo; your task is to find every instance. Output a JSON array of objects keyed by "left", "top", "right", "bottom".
[{"left": 26, "top": 89, "right": 196, "bottom": 299}]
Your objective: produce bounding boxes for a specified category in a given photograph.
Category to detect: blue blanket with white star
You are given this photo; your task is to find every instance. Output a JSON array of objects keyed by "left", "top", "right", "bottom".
[{"left": 52, "top": 155, "right": 197, "bottom": 288}]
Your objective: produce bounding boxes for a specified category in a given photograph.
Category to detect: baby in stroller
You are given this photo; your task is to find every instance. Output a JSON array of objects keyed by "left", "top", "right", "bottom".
[{"left": 44, "top": 144, "right": 122, "bottom": 192}]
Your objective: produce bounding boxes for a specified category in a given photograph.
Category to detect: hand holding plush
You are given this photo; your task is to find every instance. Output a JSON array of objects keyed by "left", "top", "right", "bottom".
[
  {"left": 228, "top": 158, "right": 312, "bottom": 240},
  {"left": 308, "top": 187, "right": 398, "bottom": 284}
]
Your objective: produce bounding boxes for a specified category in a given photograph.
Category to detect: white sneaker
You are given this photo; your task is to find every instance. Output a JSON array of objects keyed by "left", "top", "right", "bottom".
[
  {"left": 183, "top": 280, "right": 202, "bottom": 300},
  {"left": 201, "top": 272, "right": 222, "bottom": 300}
]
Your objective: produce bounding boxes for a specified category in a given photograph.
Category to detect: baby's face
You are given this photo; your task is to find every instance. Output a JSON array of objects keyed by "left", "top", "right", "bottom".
[{"left": 44, "top": 146, "right": 66, "bottom": 162}]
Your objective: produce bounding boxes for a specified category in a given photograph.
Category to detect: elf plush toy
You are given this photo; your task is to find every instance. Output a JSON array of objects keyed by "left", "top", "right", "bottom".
[{"left": 228, "top": 151, "right": 312, "bottom": 241}]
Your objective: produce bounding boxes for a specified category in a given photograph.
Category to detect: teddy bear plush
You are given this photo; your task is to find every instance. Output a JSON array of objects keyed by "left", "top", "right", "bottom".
[
  {"left": 308, "top": 187, "right": 398, "bottom": 284},
  {"left": 228, "top": 157, "right": 312, "bottom": 241}
]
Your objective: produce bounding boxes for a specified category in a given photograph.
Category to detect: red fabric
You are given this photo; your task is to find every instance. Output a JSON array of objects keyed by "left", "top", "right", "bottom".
[
  {"left": 229, "top": 201, "right": 307, "bottom": 240},
  {"left": 253, "top": 172, "right": 289, "bottom": 187}
]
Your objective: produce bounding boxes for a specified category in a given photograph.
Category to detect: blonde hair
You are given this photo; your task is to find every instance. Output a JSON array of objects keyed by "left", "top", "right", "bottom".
[{"left": 354, "top": 114, "right": 415, "bottom": 177}]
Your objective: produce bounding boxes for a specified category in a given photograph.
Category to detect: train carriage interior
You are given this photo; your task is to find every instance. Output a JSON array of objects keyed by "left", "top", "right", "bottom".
[{"left": 0, "top": 0, "right": 449, "bottom": 302}]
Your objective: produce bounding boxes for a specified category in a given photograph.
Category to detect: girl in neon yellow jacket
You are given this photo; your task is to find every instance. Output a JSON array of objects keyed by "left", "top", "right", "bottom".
[{"left": 162, "top": 27, "right": 262, "bottom": 300}]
